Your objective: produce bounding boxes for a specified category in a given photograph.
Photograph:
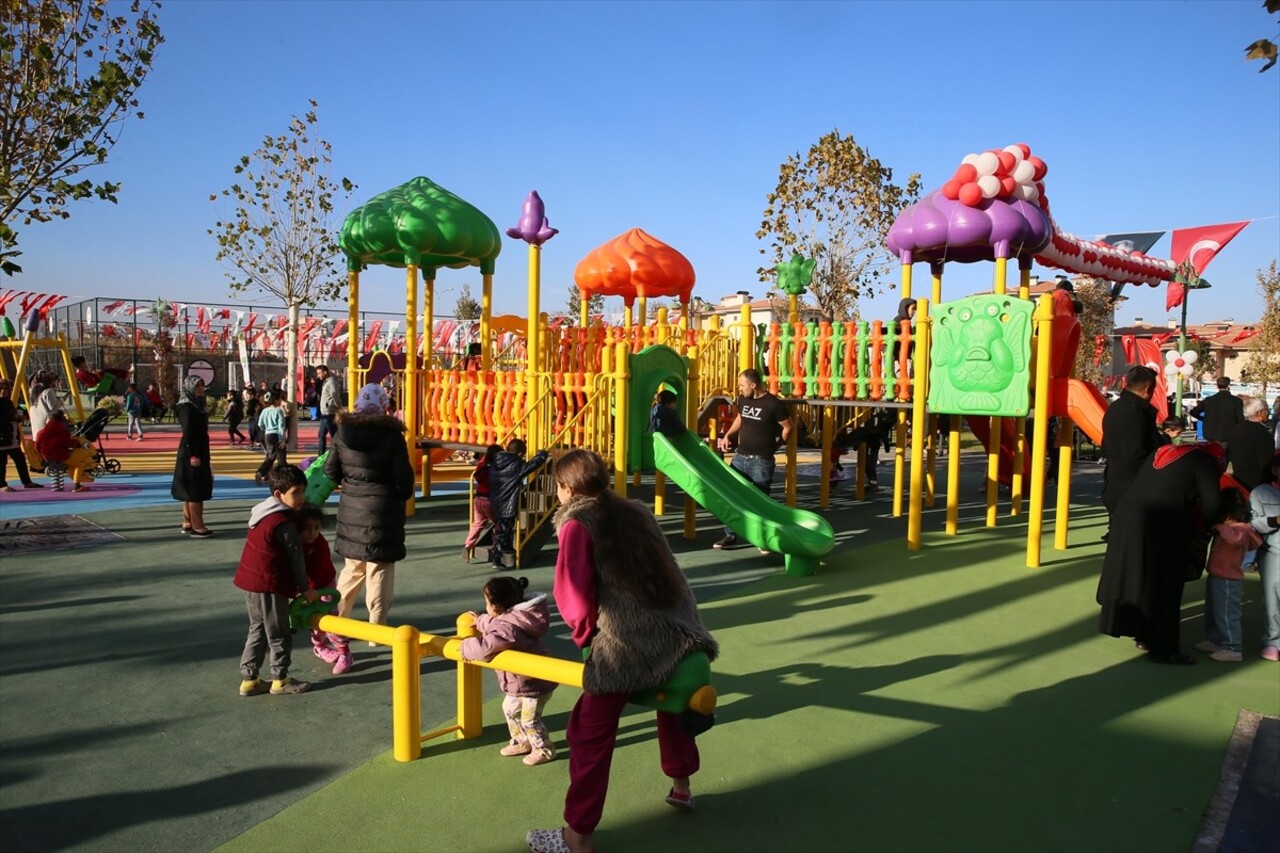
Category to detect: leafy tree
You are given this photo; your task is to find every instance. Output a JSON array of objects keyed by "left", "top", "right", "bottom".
[
  {"left": 756, "top": 130, "right": 921, "bottom": 322},
  {"left": 1070, "top": 277, "right": 1117, "bottom": 385},
  {"left": 208, "top": 101, "right": 354, "bottom": 449},
  {"left": 453, "top": 283, "right": 481, "bottom": 321},
  {"left": 1244, "top": 0, "right": 1279, "bottom": 72},
  {"left": 565, "top": 284, "right": 604, "bottom": 324},
  {"left": 147, "top": 297, "right": 177, "bottom": 404},
  {"left": 1189, "top": 338, "right": 1218, "bottom": 384},
  {"left": 1, "top": 0, "right": 163, "bottom": 275},
  {"left": 1241, "top": 260, "right": 1280, "bottom": 395}
]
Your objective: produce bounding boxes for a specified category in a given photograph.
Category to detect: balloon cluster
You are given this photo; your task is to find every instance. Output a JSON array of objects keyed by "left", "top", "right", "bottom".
[
  {"left": 1036, "top": 228, "right": 1175, "bottom": 285},
  {"left": 941, "top": 144, "right": 1048, "bottom": 209},
  {"left": 1163, "top": 348, "right": 1199, "bottom": 378}
]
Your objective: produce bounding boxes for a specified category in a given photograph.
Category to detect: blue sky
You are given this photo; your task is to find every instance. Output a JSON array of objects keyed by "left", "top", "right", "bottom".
[{"left": 12, "top": 0, "right": 1280, "bottom": 328}]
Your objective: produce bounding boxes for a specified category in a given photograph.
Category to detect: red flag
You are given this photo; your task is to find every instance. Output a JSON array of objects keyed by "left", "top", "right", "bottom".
[
  {"left": 1231, "top": 328, "right": 1261, "bottom": 344},
  {"left": 1165, "top": 280, "right": 1186, "bottom": 311},
  {"left": 1132, "top": 338, "right": 1169, "bottom": 422},
  {"left": 1150, "top": 332, "right": 1175, "bottom": 347},
  {"left": 1171, "top": 221, "right": 1249, "bottom": 276}
]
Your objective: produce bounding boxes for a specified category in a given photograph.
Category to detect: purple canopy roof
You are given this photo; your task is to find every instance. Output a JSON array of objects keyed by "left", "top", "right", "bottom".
[{"left": 886, "top": 189, "right": 1052, "bottom": 266}]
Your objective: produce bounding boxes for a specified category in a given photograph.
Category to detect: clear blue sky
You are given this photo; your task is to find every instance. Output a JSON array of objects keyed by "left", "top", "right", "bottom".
[{"left": 13, "top": 0, "right": 1280, "bottom": 328}]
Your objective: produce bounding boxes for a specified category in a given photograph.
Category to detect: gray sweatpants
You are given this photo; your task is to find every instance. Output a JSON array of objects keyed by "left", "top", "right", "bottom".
[{"left": 240, "top": 591, "right": 293, "bottom": 680}]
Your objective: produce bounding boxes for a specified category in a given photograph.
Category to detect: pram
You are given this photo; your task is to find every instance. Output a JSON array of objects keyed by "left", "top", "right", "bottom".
[{"left": 72, "top": 408, "right": 122, "bottom": 476}]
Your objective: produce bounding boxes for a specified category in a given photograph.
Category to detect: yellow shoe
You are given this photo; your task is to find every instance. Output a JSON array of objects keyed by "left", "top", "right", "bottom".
[
  {"left": 239, "top": 678, "right": 269, "bottom": 697},
  {"left": 270, "top": 677, "right": 311, "bottom": 695}
]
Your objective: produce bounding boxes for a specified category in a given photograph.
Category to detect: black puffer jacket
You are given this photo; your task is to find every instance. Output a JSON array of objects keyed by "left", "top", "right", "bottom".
[
  {"left": 324, "top": 412, "right": 415, "bottom": 563},
  {"left": 488, "top": 449, "right": 550, "bottom": 519}
]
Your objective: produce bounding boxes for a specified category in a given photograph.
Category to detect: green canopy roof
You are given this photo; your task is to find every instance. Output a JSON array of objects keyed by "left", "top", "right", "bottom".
[{"left": 339, "top": 177, "right": 501, "bottom": 276}]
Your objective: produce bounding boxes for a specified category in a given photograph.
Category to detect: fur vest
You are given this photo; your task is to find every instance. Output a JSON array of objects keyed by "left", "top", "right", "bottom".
[{"left": 555, "top": 494, "right": 718, "bottom": 695}]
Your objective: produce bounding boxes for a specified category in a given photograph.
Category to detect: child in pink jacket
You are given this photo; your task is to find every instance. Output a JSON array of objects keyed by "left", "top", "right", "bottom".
[
  {"left": 1198, "top": 490, "right": 1263, "bottom": 662},
  {"left": 461, "top": 575, "right": 557, "bottom": 765}
]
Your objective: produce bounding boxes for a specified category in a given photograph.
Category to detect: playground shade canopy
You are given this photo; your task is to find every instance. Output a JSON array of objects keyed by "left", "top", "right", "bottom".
[
  {"left": 574, "top": 228, "right": 695, "bottom": 305},
  {"left": 339, "top": 177, "right": 501, "bottom": 274}
]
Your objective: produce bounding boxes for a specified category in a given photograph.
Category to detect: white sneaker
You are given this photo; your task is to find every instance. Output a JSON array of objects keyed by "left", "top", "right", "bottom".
[{"left": 1208, "top": 649, "right": 1243, "bottom": 662}]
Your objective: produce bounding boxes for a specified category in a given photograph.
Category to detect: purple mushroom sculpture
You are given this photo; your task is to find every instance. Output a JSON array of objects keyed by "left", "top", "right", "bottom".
[{"left": 506, "top": 190, "right": 559, "bottom": 246}]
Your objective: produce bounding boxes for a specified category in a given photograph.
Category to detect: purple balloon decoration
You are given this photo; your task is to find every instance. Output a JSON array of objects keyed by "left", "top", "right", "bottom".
[
  {"left": 887, "top": 189, "right": 1051, "bottom": 266},
  {"left": 505, "top": 190, "right": 559, "bottom": 246},
  {"left": 24, "top": 310, "right": 41, "bottom": 334}
]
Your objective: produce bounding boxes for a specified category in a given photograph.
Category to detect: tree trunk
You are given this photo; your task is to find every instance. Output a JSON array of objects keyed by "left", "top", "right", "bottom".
[{"left": 286, "top": 301, "right": 300, "bottom": 452}]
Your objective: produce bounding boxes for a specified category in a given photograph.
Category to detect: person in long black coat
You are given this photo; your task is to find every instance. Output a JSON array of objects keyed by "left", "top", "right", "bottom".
[
  {"left": 1097, "top": 443, "right": 1225, "bottom": 664},
  {"left": 324, "top": 383, "right": 415, "bottom": 633},
  {"left": 1189, "top": 377, "right": 1244, "bottom": 444},
  {"left": 1101, "top": 366, "right": 1166, "bottom": 520},
  {"left": 171, "top": 376, "right": 214, "bottom": 537},
  {"left": 1227, "top": 397, "right": 1274, "bottom": 491}
]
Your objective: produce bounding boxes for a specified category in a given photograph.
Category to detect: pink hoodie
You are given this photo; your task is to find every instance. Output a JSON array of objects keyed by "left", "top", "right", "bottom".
[
  {"left": 460, "top": 594, "right": 558, "bottom": 697},
  {"left": 1206, "top": 520, "right": 1262, "bottom": 580}
]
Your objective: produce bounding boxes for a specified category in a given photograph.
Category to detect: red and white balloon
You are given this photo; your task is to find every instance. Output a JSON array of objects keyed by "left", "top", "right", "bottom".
[{"left": 1163, "top": 349, "right": 1199, "bottom": 378}]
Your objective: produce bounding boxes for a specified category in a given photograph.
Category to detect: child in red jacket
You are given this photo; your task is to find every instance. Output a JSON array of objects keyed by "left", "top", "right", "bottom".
[
  {"left": 34, "top": 410, "right": 94, "bottom": 491},
  {"left": 233, "top": 465, "right": 317, "bottom": 696},
  {"left": 1197, "top": 489, "right": 1263, "bottom": 663}
]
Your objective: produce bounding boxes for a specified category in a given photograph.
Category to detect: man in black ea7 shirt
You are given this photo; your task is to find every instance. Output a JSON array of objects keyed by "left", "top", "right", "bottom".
[{"left": 714, "top": 369, "right": 792, "bottom": 551}]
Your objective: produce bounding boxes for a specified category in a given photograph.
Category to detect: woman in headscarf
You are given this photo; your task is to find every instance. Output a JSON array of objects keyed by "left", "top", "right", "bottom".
[
  {"left": 323, "top": 383, "right": 415, "bottom": 668},
  {"left": 171, "top": 376, "right": 214, "bottom": 537},
  {"left": 28, "top": 369, "right": 65, "bottom": 439},
  {"left": 1097, "top": 442, "right": 1226, "bottom": 664}
]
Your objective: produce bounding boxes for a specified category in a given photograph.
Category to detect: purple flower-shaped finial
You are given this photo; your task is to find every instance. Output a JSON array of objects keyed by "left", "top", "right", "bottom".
[{"left": 506, "top": 190, "right": 559, "bottom": 246}]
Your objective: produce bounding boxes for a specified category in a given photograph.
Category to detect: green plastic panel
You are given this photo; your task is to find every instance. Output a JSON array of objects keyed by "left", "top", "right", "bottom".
[{"left": 928, "top": 294, "right": 1033, "bottom": 417}]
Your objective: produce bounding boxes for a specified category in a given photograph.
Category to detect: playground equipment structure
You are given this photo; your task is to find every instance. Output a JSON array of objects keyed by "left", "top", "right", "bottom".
[{"left": 334, "top": 143, "right": 1186, "bottom": 574}]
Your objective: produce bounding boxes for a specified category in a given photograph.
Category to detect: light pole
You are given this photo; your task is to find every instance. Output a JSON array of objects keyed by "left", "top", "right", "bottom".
[{"left": 1175, "top": 275, "right": 1212, "bottom": 418}]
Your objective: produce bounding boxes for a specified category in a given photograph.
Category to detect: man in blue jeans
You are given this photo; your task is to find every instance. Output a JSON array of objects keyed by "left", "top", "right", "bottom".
[{"left": 714, "top": 368, "right": 792, "bottom": 553}]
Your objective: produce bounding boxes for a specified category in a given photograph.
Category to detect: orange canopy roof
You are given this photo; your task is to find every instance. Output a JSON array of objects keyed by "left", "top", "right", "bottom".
[{"left": 573, "top": 228, "right": 695, "bottom": 306}]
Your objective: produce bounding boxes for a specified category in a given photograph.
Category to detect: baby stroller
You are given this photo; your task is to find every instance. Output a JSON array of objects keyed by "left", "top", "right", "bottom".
[{"left": 74, "top": 408, "right": 123, "bottom": 476}]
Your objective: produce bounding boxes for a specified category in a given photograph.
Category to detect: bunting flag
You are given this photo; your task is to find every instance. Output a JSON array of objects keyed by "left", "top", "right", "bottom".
[
  {"left": 1232, "top": 328, "right": 1261, "bottom": 344},
  {"left": 1150, "top": 332, "right": 1175, "bottom": 347},
  {"left": 1132, "top": 337, "right": 1169, "bottom": 422},
  {"left": 1171, "top": 221, "right": 1249, "bottom": 276},
  {"left": 102, "top": 300, "right": 125, "bottom": 314},
  {"left": 332, "top": 319, "right": 348, "bottom": 338},
  {"left": 364, "top": 320, "right": 384, "bottom": 352},
  {"left": 1095, "top": 231, "right": 1165, "bottom": 255}
]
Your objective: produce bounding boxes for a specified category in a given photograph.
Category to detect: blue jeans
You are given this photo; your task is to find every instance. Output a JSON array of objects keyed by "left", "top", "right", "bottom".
[
  {"left": 317, "top": 414, "right": 336, "bottom": 454},
  {"left": 1261, "top": 548, "right": 1280, "bottom": 648},
  {"left": 724, "top": 453, "right": 775, "bottom": 539},
  {"left": 1203, "top": 576, "right": 1242, "bottom": 652}
]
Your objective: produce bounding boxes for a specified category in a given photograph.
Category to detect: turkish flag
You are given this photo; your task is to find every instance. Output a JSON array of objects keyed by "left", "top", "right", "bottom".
[
  {"left": 1170, "top": 221, "right": 1249, "bottom": 276},
  {"left": 1166, "top": 280, "right": 1186, "bottom": 311}
]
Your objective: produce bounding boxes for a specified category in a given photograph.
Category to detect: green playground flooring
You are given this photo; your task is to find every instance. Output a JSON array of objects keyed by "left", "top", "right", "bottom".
[{"left": 1, "top": 455, "right": 1275, "bottom": 852}]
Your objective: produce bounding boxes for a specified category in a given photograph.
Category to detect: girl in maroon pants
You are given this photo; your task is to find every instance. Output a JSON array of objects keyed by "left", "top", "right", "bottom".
[{"left": 526, "top": 449, "right": 718, "bottom": 853}]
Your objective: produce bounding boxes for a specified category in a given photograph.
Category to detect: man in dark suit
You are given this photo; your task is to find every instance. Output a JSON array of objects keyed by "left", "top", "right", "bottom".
[
  {"left": 1101, "top": 366, "right": 1167, "bottom": 525},
  {"left": 1228, "top": 396, "right": 1274, "bottom": 491},
  {"left": 1190, "top": 376, "right": 1244, "bottom": 445}
]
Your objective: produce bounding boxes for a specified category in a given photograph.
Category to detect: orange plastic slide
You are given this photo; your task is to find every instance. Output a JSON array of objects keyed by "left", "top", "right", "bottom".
[{"left": 1049, "top": 378, "right": 1106, "bottom": 445}]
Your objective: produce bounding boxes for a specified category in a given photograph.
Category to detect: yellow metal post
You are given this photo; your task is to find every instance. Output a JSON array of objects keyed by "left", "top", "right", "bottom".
[
  {"left": 480, "top": 272, "right": 494, "bottom": 370},
  {"left": 347, "top": 269, "right": 359, "bottom": 398},
  {"left": 684, "top": 347, "right": 699, "bottom": 539},
  {"left": 456, "top": 613, "right": 483, "bottom": 739},
  {"left": 893, "top": 411, "right": 907, "bottom": 517},
  {"left": 907, "top": 299, "right": 931, "bottom": 550},
  {"left": 819, "top": 404, "right": 832, "bottom": 509},
  {"left": 738, "top": 304, "right": 754, "bottom": 373},
  {"left": 1026, "top": 295, "right": 1054, "bottom": 567},
  {"left": 985, "top": 416, "right": 1001, "bottom": 527},
  {"left": 527, "top": 244, "right": 542, "bottom": 454},
  {"left": 391, "top": 623, "right": 422, "bottom": 762},
  {"left": 404, "top": 265, "right": 419, "bottom": 517},
  {"left": 1053, "top": 420, "right": 1075, "bottom": 550},
  {"left": 579, "top": 288, "right": 589, "bottom": 328},
  {"left": 785, "top": 403, "right": 797, "bottom": 507},
  {"left": 925, "top": 414, "right": 937, "bottom": 508},
  {"left": 1011, "top": 265, "right": 1031, "bottom": 516},
  {"left": 902, "top": 262, "right": 913, "bottom": 299},
  {"left": 931, "top": 262, "right": 943, "bottom": 305},
  {"left": 945, "top": 419, "right": 961, "bottom": 535},
  {"left": 614, "top": 341, "right": 629, "bottom": 496}
]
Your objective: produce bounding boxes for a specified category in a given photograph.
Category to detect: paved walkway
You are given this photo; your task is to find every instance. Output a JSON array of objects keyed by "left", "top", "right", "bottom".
[{"left": 1, "top": 449, "right": 1276, "bottom": 852}]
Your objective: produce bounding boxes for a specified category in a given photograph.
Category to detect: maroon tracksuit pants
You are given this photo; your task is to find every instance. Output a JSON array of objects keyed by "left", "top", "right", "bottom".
[{"left": 563, "top": 691, "right": 699, "bottom": 835}]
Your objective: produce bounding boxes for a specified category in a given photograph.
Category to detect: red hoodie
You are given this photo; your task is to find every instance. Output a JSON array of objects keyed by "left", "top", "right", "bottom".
[{"left": 35, "top": 419, "right": 77, "bottom": 463}]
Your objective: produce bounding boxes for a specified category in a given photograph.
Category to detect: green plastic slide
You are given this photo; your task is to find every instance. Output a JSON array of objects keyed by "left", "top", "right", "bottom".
[{"left": 652, "top": 430, "right": 834, "bottom": 577}]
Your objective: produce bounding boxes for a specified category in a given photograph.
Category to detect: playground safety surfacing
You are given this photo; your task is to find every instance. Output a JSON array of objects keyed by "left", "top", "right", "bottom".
[{"left": 0, "top": 452, "right": 1276, "bottom": 853}]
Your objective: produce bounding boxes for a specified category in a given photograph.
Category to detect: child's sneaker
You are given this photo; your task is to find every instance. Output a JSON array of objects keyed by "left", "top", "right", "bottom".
[
  {"left": 313, "top": 644, "right": 340, "bottom": 664},
  {"left": 332, "top": 653, "right": 354, "bottom": 675},
  {"left": 500, "top": 741, "right": 532, "bottom": 757},
  {"left": 522, "top": 749, "right": 554, "bottom": 766},
  {"left": 270, "top": 677, "right": 311, "bottom": 694},
  {"left": 239, "top": 678, "right": 269, "bottom": 697},
  {"left": 1193, "top": 640, "right": 1220, "bottom": 653},
  {"left": 1209, "top": 649, "right": 1243, "bottom": 662}
]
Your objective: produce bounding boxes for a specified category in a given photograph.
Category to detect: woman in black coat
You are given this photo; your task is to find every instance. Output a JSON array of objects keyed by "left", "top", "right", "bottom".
[
  {"left": 1097, "top": 442, "right": 1224, "bottom": 664},
  {"left": 324, "top": 383, "right": 415, "bottom": 633},
  {"left": 171, "top": 376, "right": 214, "bottom": 537}
]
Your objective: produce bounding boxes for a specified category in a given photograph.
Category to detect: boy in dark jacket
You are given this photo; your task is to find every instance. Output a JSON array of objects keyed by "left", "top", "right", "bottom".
[
  {"left": 233, "top": 464, "right": 317, "bottom": 697},
  {"left": 487, "top": 438, "right": 550, "bottom": 568}
]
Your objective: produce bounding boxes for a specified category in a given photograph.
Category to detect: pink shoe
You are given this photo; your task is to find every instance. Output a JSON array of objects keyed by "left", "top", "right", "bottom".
[
  {"left": 665, "top": 788, "right": 695, "bottom": 811},
  {"left": 313, "top": 644, "right": 340, "bottom": 664},
  {"left": 332, "top": 653, "right": 354, "bottom": 675},
  {"left": 1261, "top": 646, "right": 1280, "bottom": 662}
]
